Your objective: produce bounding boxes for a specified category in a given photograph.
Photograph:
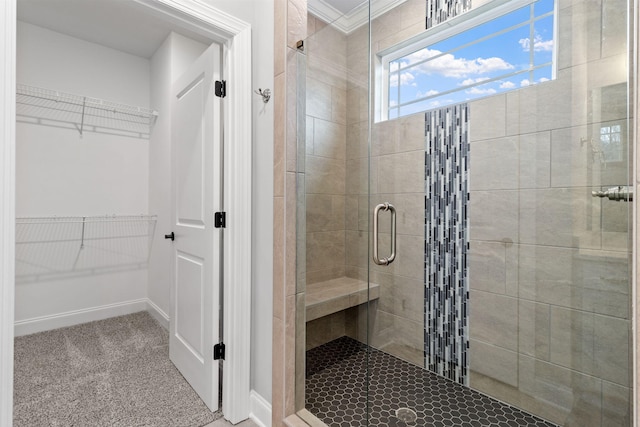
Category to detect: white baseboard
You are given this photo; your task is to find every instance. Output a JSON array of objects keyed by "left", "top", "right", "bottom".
[
  {"left": 14, "top": 299, "right": 148, "bottom": 337},
  {"left": 146, "top": 299, "right": 170, "bottom": 330},
  {"left": 249, "top": 390, "right": 272, "bottom": 427}
]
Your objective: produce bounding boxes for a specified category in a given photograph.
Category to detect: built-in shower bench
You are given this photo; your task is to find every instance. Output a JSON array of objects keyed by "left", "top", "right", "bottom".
[{"left": 305, "top": 277, "right": 380, "bottom": 322}]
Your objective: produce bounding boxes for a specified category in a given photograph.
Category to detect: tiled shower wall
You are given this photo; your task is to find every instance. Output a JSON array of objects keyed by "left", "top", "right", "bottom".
[
  {"left": 305, "top": 18, "right": 347, "bottom": 285},
  {"left": 466, "top": 0, "right": 631, "bottom": 423},
  {"left": 343, "top": 0, "right": 632, "bottom": 424},
  {"left": 275, "top": 0, "right": 636, "bottom": 426}
]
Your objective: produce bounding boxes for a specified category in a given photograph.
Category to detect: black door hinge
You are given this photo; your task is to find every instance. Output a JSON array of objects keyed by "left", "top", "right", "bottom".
[
  {"left": 213, "top": 342, "right": 225, "bottom": 360},
  {"left": 215, "top": 80, "right": 226, "bottom": 98},
  {"left": 214, "top": 212, "right": 226, "bottom": 228}
]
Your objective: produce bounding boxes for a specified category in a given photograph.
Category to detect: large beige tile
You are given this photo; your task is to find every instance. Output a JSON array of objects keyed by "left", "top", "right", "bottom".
[
  {"left": 515, "top": 73, "right": 588, "bottom": 135},
  {"left": 274, "top": 0, "right": 286, "bottom": 76},
  {"left": 372, "top": 271, "right": 423, "bottom": 323},
  {"left": 306, "top": 155, "right": 345, "bottom": 195},
  {"left": 518, "top": 245, "right": 629, "bottom": 318},
  {"left": 519, "top": 188, "right": 594, "bottom": 248},
  {"left": 518, "top": 355, "right": 602, "bottom": 426},
  {"left": 344, "top": 194, "right": 359, "bottom": 231},
  {"left": 469, "top": 240, "right": 506, "bottom": 294},
  {"left": 285, "top": 173, "right": 297, "bottom": 297},
  {"left": 373, "top": 310, "right": 424, "bottom": 357},
  {"left": 470, "top": 137, "right": 518, "bottom": 191},
  {"left": 371, "top": 232, "right": 424, "bottom": 280},
  {"left": 556, "top": 0, "right": 602, "bottom": 70},
  {"left": 601, "top": 381, "right": 631, "bottom": 426},
  {"left": 469, "top": 190, "right": 519, "bottom": 242},
  {"left": 551, "top": 123, "right": 629, "bottom": 188},
  {"left": 469, "top": 290, "right": 518, "bottom": 351},
  {"left": 549, "top": 306, "right": 595, "bottom": 374},
  {"left": 346, "top": 157, "right": 376, "bottom": 195},
  {"left": 273, "top": 197, "right": 285, "bottom": 320},
  {"left": 331, "top": 86, "right": 347, "bottom": 125},
  {"left": 593, "top": 314, "right": 630, "bottom": 386},
  {"left": 345, "top": 230, "right": 368, "bottom": 270},
  {"left": 371, "top": 119, "right": 399, "bottom": 157},
  {"left": 286, "top": 48, "right": 300, "bottom": 173},
  {"left": 274, "top": 74, "right": 286, "bottom": 198},
  {"left": 306, "top": 230, "right": 345, "bottom": 274},
  {"left": 306, "top": 194, "right": 345, "bottom": 233},
  {"left": 306, "top": 266, "right": 345, "bottom": 285},
  {"left": 469, "top": 94, "right": 506, "bottom": 141},
  {"left": 284, "top": 294, "right": 297, "bottom": 415},
  {"left": 398, "top": 113, "right": 427, "bottom": 152},
  {"left": 295, "top": 294, "right": 305, "bottom": 411},
  {"left": 346, "top": 121, "right": 367, "bottom": 160},
  {"left": 601, "top": 0, "right": 628, "bottom": 59},
  {"left": 518, "top": 300, "right": 551, "bottom": 361},
  {"left": 377, "top": 150, "right": 424, "bottom": 194},
  {"left": 519, "top": 131, "right": 551, "bottom": 189},
  {"left": 374, "top": 192, "right": 424, "bottom": 237},
  {"left": 470, "top": 339, "right": 518, "bottom": 387},
  {"left": 306, "top": 77, "right": 332, "bottom": 121},
  {"left": 312, "top": 118, "right": 345, "bottom": 160}
]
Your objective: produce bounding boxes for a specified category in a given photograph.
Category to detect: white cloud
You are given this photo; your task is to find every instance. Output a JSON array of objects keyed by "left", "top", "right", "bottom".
[
  {"left": 466, "top": 87, "right": 497, "bottom": 95},
  {"left": 518, "top": 34, "right": 554, "bottom": 52},
  {"left": 403, "top": 48, "right": 514, "bottom": 78},
  {"left": 417, "top": 89, "right": 439, "bottom": 98},
  {"left": 499, "top": 81, "right": 516, "bottom": 89},
  {"left": 390, "top": 71, "right": 415, "bottom": 87},
  {"left": 460, "top": 77, "right": 490, "bottom": 86},
  {"left": 390, "top": 100, "right": 398, "bottom": 107},
  {"left": 538, "top": 77, "right": 550, "bottom": 83},
  {"left": 520, "top": 79, "right": 531, "bottom": 87}
]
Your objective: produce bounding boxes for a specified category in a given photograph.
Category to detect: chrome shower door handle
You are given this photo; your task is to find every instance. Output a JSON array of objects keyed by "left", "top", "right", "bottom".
[{"left": 373, "top": 203, "right": 397, "bottom": 266}]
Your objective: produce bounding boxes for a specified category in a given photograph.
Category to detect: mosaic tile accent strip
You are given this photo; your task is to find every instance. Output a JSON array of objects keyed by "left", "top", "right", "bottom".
[
  {"left": 306, "top": 336, "right": 558, "bottom": 427},
  {"left": 426, "top": 0, "right": 472, "bottom": 29},
  {"left": 424, "top": 104, "right": 470, "bottom": 385}
]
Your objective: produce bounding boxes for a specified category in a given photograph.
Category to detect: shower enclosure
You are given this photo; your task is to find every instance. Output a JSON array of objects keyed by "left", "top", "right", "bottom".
[{"left": 295, "top": 0, "right": 634, "bottom": 425}]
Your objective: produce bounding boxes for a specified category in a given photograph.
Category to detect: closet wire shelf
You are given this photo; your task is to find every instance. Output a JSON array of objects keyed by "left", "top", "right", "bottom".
[
  {"left": 16, "top": 84, "right": 158, "bottom": 139},
  {"left": 15, "top": 215, "right": 157, "bottom": 282}
]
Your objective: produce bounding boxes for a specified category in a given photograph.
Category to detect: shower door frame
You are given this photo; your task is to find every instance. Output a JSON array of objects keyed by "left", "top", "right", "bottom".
[{"left": 0, "top": 1, "right": 253, "bottom": 425}]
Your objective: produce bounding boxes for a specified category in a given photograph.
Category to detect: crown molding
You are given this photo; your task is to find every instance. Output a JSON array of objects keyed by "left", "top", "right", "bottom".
[{"left": 308, "top": 0, "right": 408, "bottom": 34}]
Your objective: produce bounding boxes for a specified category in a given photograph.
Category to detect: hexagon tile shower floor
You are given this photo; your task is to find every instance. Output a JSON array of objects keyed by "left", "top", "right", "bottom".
[{"left": 305, "top": 337, "right": 557, "bottom": 427}]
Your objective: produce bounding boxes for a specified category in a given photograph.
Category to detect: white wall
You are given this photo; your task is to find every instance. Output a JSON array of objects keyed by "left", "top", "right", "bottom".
[
  {"left": 15, "top": 21, "right": 150, "bottom": 329},
  {"left": 15, "top": 0, "right": 275, "bottom": 412},
  {"left": 207, "top": 0, "right": 275, "bottom": 408},
  {"left": 148, "top": 32, "right": 208, "bottom": 326},
  {"left": 196, "top": 0, "right": 275, "bottom": 409}
]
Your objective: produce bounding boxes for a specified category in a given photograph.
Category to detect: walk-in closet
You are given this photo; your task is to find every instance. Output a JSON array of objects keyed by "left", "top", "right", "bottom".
[{"left": 13, "top": 1, "right": 221, "bottom": 424}]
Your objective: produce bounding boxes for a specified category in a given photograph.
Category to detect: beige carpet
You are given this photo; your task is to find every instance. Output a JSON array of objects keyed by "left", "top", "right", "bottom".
[{"left": 14, "top": 311, "right": 222, "bottom": 427}]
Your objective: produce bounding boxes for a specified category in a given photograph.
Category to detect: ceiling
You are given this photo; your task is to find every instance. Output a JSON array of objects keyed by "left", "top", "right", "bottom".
[
  {"left": 308, "top": 0, "right": 408, "bottom": 33},
  {"left": 17, "top": 0, "right": 213, "bottom": 58},
  {"left": 316, "top": 0, "right": 368, "bottom": 15}
]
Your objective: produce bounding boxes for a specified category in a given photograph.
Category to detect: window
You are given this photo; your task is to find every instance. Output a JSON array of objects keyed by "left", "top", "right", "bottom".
[
  {"left": 600, "top": 124, "right": 623, "bottom": 162},
  {"left": 379, "top": 0, "right": 556, "bottom": 120}
]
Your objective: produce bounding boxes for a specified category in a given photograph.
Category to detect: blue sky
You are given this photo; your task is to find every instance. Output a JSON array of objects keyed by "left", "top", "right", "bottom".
[{"left": 388, "top": 0, "right": 555, "bottom": 118}]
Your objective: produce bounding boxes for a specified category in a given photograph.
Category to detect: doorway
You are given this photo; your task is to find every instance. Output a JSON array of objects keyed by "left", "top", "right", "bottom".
[{"left": 0, "top": 0, "right": 253, "bottom": 424}]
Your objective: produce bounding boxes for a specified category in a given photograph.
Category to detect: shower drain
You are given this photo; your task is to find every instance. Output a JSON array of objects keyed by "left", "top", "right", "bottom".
[{"left": 395, "top": 407, "right": 418, "bottom": 424}]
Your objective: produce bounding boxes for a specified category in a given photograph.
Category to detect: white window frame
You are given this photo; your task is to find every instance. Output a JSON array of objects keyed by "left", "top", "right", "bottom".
[{"left": 375, "top": 0, "right": 558, "bottom": 122}]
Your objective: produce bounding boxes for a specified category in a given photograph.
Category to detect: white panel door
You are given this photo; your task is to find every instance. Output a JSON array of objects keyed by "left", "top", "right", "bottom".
[{"left": 170, "top": 42, "right": 222, "bottom": 412}]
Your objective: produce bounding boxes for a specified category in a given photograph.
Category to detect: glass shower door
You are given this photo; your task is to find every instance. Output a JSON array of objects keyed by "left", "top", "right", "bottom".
[
  {"left": 365, "top": 0, "right": 633, "bottom": 425},
  {"left": 300, "top": 0, "right": 632, "bottom": 426}
]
